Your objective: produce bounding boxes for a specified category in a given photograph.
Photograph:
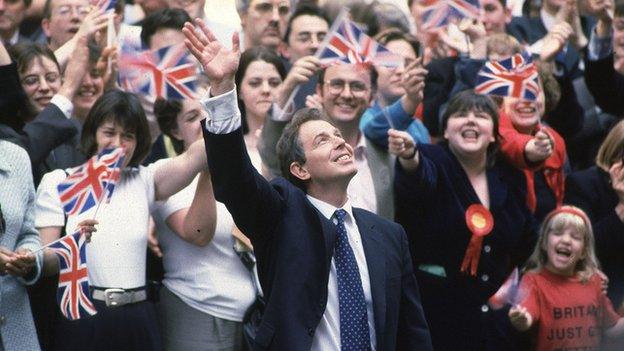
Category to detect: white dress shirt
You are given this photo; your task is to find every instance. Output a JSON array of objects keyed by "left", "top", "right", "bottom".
[{"left": 306, "top": 196, "right": 376, "bottom": 351}]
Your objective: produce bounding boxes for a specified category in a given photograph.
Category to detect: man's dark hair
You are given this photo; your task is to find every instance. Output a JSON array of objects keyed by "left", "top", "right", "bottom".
[
  {"left": 140, "top": 8, "right": 191, "bottom": 47},
  {"left": 81, "top": 90, "right": 151, "bottom": 167},
  {"left": 283, "top": 2, "right": 330, "bottom": 44},
  {"left": 277, "top": 108, "right": 329, "bottom": 191},
  {"left": 616, "top": 0, "right": 624, "bottom": 17}
]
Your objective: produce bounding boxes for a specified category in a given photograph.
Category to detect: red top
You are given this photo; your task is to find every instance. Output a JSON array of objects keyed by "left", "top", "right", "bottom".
[
  {"left": 519, "top": 270, "right": 621, "bottom": 351},
  {"left": 498, "top": 111, "right": 566, "bottom": 212}
]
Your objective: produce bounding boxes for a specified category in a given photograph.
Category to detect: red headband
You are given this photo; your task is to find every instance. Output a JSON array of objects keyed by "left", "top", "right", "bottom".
[{"left": 544, "top": 206, "right": 590, "bottom": 228}]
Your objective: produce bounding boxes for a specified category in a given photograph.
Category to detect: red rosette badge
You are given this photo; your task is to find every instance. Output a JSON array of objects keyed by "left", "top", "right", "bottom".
[{"left": 461, "top": 204, "right": 494, "bottom": 276}]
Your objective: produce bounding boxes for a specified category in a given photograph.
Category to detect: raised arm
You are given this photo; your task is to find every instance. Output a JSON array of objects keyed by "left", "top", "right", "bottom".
[{"left": 183, "top": 18, "right": 284, "bottom": 242}]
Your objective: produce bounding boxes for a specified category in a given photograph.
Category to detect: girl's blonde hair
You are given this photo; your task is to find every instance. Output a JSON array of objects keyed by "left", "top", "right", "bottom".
[{"left": 525, "top": 206, "right": 600, "bottom": 283}]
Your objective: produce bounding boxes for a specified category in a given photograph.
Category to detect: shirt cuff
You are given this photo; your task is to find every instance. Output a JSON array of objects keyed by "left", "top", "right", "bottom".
[
  {"left": 201, "top": 87, "right": 241, "bottom": 134},
  {"left": 588, "top": 27, "right": 613, "bottom": 61},
  {"left": 50, "top": 94, "right": 73, "bottom": 118}
]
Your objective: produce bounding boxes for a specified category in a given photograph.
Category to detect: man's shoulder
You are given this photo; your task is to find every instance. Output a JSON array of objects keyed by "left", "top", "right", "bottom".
[{"left": 353, "top": 207, "right": 402, "bottom": 234}]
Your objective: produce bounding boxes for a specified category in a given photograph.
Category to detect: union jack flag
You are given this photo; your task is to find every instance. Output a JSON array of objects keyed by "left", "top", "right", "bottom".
[
  {"left": 475, "top": 54, "right": 540, "bottom": 101},
  {"left": 49, "top": 231, "right": 97, "bottom": 320},
  {"left": 118, "top": 42, "right": 199, "bottom": 100},
  {"left": 57, "top": 148, "right": 125, "bottom": 216},
  {"left": 317, "top": 17, "right": 402, "bottom": 68},
  {"left": 419, "top": 0, "right": 480, "bottom": 31}
]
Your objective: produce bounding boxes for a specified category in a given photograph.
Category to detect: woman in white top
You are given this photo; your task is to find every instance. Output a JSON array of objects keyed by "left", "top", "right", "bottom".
[
  {"left": 34, "top": 90, "right": 206, "bottom": 351},
  {"left": 152, "top": 96, "right": 256, "bottom": 351}
]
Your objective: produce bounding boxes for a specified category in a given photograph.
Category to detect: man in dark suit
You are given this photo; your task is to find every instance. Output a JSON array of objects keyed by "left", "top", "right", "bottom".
[{"left": 184, "top": 18, "right": 432, "bottom": 350}]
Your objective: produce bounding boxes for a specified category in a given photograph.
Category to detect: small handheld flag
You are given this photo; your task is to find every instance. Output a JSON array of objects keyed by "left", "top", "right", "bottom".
[
  {"left": 57, "top": 148, "right": 125, "bottom": 216},
  {"left": 488, "top": 268, "right": 528, "bottom": 309},
  {"left": 317, "top": 16, "right": 403, "bottom": 68},
  {"left": 49, "top": 231, "right": 97, "bottom": 320},
  {"left": 118, "top": 42, "right": 199, "bottom": 101},
  {"left": 475, "top": 53, "right": 541, "bottom": 101},
  {"left": 419, "top": 0, "right": 480, "bottom": 31}
]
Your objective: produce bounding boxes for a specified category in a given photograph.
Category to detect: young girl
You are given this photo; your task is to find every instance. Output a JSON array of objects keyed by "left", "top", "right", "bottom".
[{"left": 509, "top": 206, "right": 624, "bottom": 350}]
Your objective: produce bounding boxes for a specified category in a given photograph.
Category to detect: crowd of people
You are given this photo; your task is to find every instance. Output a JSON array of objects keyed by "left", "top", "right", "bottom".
[{"left": 1, "top": 0, "right": 624, "bottom": 349}]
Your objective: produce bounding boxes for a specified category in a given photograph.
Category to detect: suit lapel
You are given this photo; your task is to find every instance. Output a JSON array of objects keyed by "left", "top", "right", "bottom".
[{"left": 354, "top": 209, "right": 387, "bottom": 347}]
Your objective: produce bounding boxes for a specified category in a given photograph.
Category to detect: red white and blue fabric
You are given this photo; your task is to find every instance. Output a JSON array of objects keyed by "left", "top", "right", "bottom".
[
  {"left": 49, "top": 231, "right": 97, "bottom": 320},
  {"left": 92, "top": 0, "right": 116, "bottom": 13},
  {"left": 318, "top": 17, "right": 402, "bottom": 68},
  {"left": 57, "top": 148, "right": 125, "bottom": 216},
  {"left": 419, "top": 0, "right": 480, "bottom": 31},
  {"left": 475, "top": 54, "right": 540, "bottom": 101},
  {"left": 118, "top": 42, "right": 199, "bottom": 100}
]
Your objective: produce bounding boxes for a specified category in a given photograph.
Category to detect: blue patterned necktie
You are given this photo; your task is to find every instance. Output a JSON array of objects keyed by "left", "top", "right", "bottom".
[{"left": 333, "top": 209, "right": 371, "bottom": 351}]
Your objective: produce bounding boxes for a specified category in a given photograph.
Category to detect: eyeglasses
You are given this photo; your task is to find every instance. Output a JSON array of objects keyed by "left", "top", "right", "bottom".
[
  {"left": 253, "top": 2, "right": 290, "bottom": 16},
  {"left": 53, "top": 4, "right": 89, "bottom": 17},
  {"left": 324, "top": 79, "right": 369, "bottom": 97}
]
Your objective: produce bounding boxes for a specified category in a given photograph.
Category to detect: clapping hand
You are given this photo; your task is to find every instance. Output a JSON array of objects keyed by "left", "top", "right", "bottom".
[
  {"left": 0, "top": 247, "right": 35, "bottom": 278},
  {"left": 183, "top": 19, "right": 240, "bottom": 96}
]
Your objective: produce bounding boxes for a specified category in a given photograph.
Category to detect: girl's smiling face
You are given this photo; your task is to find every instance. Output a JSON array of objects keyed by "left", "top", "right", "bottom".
[{"left": 544, "top": 225, "right": 586, "bottom": 277}]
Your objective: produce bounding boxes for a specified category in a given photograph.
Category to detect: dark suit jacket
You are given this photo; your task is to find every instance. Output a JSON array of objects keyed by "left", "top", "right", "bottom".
[
  {"left": 584, "top": 54, "right": 624, "bottom": 117},
  {"left": 203, "top": 127, "right": 432, "bottom": 351},
  {"left": 564, "top": 166, "right": 624, "bottom": 308}
]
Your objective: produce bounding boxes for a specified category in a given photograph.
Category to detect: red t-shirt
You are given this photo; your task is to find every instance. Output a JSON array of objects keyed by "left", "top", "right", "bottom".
[{"left": 519, "top": 270, "right": 621, "bottom": 351}]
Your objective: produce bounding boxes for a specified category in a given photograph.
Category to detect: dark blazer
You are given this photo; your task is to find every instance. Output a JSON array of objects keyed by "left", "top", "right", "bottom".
[
  {"left": 203, "top": 127, "right": 432, "bottom": 351},
  {"left": 422, "top": 57, "right": 458, "bottom": 137},
  {"left": 584, "top": 54, "right": 624, "bottom": 117},
  {"left": 564, "top": 166, "right": 624, "bottom": 308},
  {"left": 395, "top": 143, "right": 537, "bottom": 351}
]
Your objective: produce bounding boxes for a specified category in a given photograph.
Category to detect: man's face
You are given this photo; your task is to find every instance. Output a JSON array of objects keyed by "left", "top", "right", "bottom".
[
  {"left": 479, "top": 0, "right": 511, "bottom": 34},
  {"left": 294, "top": 119, "right": 357, "bottom": 186},
  {"left": 0, "top": 0, "right": 27, "bottom": 39},
  {"left": 165, "top": 0, "right": 204, "bottom": 19},
  {"left": 240, "top": 0, "right": 290, "bottom": 50},
  {"left": 41, "top": 0, "right": 89, "bottom": 50},
  {"left": 286, "top": 14, "right": 328, "bottom": 62},
  {"left": 317, "top": 64, "right": 373, "bottom": 125}
]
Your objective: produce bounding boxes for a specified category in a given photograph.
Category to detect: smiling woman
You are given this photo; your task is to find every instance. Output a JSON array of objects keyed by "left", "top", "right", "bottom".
[{"left": 389, "top": 90, "right": 538, "bottom": 350}]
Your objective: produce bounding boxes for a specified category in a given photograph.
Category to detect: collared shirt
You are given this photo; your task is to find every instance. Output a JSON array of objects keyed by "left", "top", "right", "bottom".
[
  {"left": 540, "top": 8, "right": 556, "bottom": 31},
  {"left": 306, "top": 195, "right": 376, "bottom": 351},
  {"left": 347, "top": 135, "right": 377, "bottom": 214},
  {"left": 7, "top": 30, "right": 19, "bottom": 46}
]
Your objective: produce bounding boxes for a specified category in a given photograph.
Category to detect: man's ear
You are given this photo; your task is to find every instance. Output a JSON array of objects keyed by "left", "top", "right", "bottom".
[
  {"left": 316, "top": 83, "right": 323, "bottom": 97},
  {"left": 289, "top": 161, "right": 311, "bottom": 181},
  {"left": 41, "top": 18, "right": 51, "bottom": 38},
  {"left": 504, "top": 8, "right": 512, "bottom": 24},
  {"left": 239, "top": 11, "right": 248, "bottom": 30}
]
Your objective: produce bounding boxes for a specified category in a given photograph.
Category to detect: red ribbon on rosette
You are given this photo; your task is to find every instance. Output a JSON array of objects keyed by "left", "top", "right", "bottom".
[{"left": 461, "top": 204, "right": 494, "bottom": 276}]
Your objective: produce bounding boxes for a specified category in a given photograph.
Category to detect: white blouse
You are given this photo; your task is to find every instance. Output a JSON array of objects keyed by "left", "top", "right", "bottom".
[{"left": 35, "top": 166, "right": 155, "bottom": 289}]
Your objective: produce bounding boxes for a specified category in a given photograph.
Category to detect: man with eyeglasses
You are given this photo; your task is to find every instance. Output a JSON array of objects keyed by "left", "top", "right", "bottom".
[
  {"left": 260, "top": 60, "right": 397, "bottom": 221},
  {"left": 41, "top": 0, "right": 89, "bottom": 51},
  {"left": 236, "top": 0, "right": 291, "bottom": 51}
]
